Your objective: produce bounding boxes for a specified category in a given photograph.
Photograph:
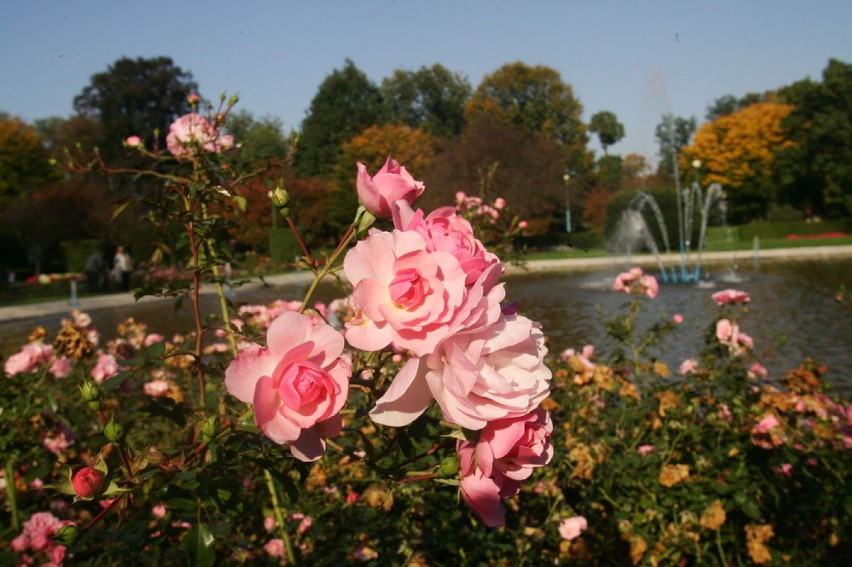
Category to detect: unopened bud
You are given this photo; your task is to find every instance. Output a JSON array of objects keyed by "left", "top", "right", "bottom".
[
  {"left": 200, "top": 415, "right": 218, "bottom": 444},
  {"left": 79, "top": 380, "right": 102, "bottom": 410},
  {"left": 104, "top": 415, "right": 125, "bottom": 445},
  {"left": 227, "top": 94, "right": 240, "bottom": 107},
  {"left": 436, "top": 455, "right": 460, "bottom": 479},
  {"left": 355, "top": 207, "right": 377, "bottom": 235},
  {"left": 53, "top": 524, "right": 79, "bottom": 547},
  {"left": 72, "top": 466, "right": 105, "bottom": 498},
  {"left": 271, "top": 186, "right": 289, "bottom": 208}
]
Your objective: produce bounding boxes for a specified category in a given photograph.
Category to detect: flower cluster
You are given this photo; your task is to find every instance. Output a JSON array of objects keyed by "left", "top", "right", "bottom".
[
  {"left": 166, "top": 112, "right": 234, "bottom": 158},
  {"left": 11, "top": 511, "right": 70, "bottom": 566},
  {"left": 224, "top": 157, "right": 552, "bottom": 525},
  {"left": 612, "top": 267, "right": 659, "bottom": 298}
]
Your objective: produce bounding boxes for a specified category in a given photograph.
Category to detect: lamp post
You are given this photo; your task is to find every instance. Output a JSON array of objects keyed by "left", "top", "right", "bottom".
[{"left": 562, "top": 172, "right": 572, "bottom": 233}]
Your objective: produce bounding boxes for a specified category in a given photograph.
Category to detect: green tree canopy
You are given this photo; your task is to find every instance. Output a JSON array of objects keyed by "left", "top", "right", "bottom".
[
  {"left": 381, "top": 64, "right": 471, "bottom": 138},
  {"left": 655, "top": 113, "right": 696, "bottom": 179},
  {"left": 225, "top": 110, "right": 290, "bottom": 165},
  {"left": 465, "top": 62, "right": 589, "bottom": 171},
  {"left": 589, "top": 111, "right": 625, "bottom": 155},
  {"left": 73, "top": 56, "right": 197, "bottom": 161},
  {"left": 775, "top": 58, "right": 852, "bottom": 217},
  {"left": 293, "top": 59, "right": 384, "bottom": 177}
]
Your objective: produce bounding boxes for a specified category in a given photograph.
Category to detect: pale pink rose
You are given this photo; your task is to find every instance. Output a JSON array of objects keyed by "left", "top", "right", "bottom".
[
  {"left": 558, "top": 516, "right": 588, "bottom": 540},
  {"left": 774, "top": 463, "right": 793, "bottom": 476},
  {"left": 712, "top": 288, "right": 751, "bottom": 305},
  {"left": 518, "top": 220, "right": 529, "bottom": 229},
  {"left": 637, "top": 445, "right": 655, "bottom": 456},
  {"left": 143, "top": 379, "right": 171, "bottom": 397},
  {"left": 42, "top": 430, "right": 73, "bottom": 455},
  {"left": 639, "top": 274, "right": 659, "bottom": 298},
  {"left": 343, "top": 229, "right": 503, "bottom": 357},
  {"left": 13, "top": 511, "right": 70, "bottom": 553},
  {"left": 673, "top": 313, "right": 684, "bottom": 324},
  {"left": 263, "top": 516, "right": 276, "bottom": 532},
  {"left": 91, "top": 353, "right": 120, "bottom": 383},
  {"left": 355, "top": 156, "right": 425, "bottom": 218},
  {"left": 264, "top": 538, "right": 285, "bottom": 557},
  {"left": 166, "top": 112, "right": 233, "bottom": 157},
  {"left": 680, "top": 358, "right": 699, "bottom": 375},
  {"left": 456, "top": 410, "right": 553, "bottom": 528},
  {"left": 371, "top": 314, "right": 550, "bottom": 430},
  {"left": 716, "top": 319, "right": 753, "bottom": 355},
  {"left": 143, "top": 333, "right": 165, "bottom": 347},
  {"left": 748, "top": 362, "right": 768, "bottom": 379},
  {"left": 754, "top": 414, "right": 781, "bottom": 434},
  {"left": 125, "top": 135, "right": 143, "bottom": 147},
  {"left": 72, "top": 466, "right": 104, "bottom": 498},
  {"left": 494, "top": 197, "right": 506, "bottom": 210},
  {"left": 455, "top": 190, "right": 467, "bottom": 203},
  {"left": 4, "top": 342, "right": 52, "bottom": 376},
  {"left": 48, "top": 356, "right": 72, "bottom": 378},
  {"left": 392, "top": 200, "right": 502, "bottom": 286},
  {"left": 225, "top": 311, "right": 350, "bottom": 462},
  {"left": 152, "top": 504, "right": 167, "bottom": 518},
  {"left": 613, "top": 267, "right": 644, "bottom": 292}
]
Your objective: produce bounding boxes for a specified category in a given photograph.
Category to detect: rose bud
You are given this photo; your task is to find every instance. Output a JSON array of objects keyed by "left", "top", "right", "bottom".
[{"left": 72, "top": 467, "right": 105, "bottom": 498}]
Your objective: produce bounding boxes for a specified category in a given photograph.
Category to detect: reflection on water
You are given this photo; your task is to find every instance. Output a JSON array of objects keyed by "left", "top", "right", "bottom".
[{"left": 2, "top": 259, "right": 851, "bottom": 396}]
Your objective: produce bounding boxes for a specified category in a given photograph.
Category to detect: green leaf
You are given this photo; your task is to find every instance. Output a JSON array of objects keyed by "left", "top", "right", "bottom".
[{"left": 183, "top": 523, "right": 216, "bottom": 567}]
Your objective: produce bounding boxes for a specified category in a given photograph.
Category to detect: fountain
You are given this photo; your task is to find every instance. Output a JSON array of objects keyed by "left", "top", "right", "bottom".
[{"left": 611, "top": 180, "right": 726, "bottom": 283}]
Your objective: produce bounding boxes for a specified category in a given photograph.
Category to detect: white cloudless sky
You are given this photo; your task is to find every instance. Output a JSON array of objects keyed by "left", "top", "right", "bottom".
[{"left": 2, "top": 0, "right": 850, "bottom": 163}]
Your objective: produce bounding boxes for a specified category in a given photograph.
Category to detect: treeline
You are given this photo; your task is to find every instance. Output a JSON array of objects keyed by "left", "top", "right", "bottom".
[{"left": 1, "top": 56, "right": 850, "bottom": 275}]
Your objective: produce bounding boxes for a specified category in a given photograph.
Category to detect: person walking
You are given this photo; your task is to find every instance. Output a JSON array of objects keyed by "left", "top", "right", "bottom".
[
  {"left": 112, "top": 246, "right": 133, "bottom": 292},
  {"left": 84, "top": 249, "right": 104, "bottom": 292}
]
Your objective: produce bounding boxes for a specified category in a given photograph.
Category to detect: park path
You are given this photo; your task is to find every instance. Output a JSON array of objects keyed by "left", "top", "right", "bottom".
[{"left": 2, "top": 245, "right": 852, "bottom": 323}]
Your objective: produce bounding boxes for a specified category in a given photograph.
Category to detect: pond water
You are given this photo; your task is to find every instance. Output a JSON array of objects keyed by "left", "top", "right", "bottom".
[{"left": 2, "top": 258, "right": 851, "bottom": 396}]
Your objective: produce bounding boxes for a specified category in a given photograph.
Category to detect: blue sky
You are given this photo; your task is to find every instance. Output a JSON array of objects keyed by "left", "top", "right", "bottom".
[{"left": 2, "top": 1, "right": 850, "bottom": 162}]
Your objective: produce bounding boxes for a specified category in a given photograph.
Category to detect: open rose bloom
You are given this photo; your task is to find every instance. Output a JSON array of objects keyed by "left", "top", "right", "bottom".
[
  {"left": 166, "top": 112, "right": 234, "bottom": 157},
  {"left": 225, "top": 311, "right": 351, "bottom": 461}
]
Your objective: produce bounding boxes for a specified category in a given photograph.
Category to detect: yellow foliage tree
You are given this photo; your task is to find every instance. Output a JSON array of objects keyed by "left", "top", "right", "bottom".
[{"left": 681, "top": 102, "right": 795, "bottom": 189}]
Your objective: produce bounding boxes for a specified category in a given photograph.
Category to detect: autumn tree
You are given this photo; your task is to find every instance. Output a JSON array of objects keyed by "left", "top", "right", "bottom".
[
  {"left": 775, "top": 58, "right": 852, "bottom": 218},
  {"left": 73, "top": 56, "right": 197, "bottom": 162},
  {"left": 381, "top": 64, "right": 471, "bottom": 138},
  {"left": 0, "top": 115, "right": 57, "bottom": 199},
  {"left": 589, "top": 111, "right": 625, "bottom": 155},
  {"left": 465, "top": 62, "right": 589, "bottom": 172},
  {"left": 681, "top": 101, "right": 795, "bottom": 222},
  {"left": 293, "top": 60, "right": 385, "bottom": 178}
]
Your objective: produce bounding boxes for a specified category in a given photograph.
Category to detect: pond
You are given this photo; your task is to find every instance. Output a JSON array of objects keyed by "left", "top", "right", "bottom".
[{"left": 2, "top": 258, "right": 851, "bottom": 396}]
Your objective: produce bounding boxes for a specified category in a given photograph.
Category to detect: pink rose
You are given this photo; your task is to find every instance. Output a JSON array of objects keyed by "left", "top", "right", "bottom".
[
  {"left": 49, "top": 356, "right": 72, "bottom": 378},
  {"left": 712, "top": 288, "right": 751, "bottom": 305},
  {"left": 680, "top": 358, "right": 698, "bottom": 375},
  {"left": 393, "top": 201, "right": 502, "bottom": 286},
  {"left": 613, "top": 267, "right": 643, "bottom": 292},
  {"left": 166, "top": 113, "right": 234, "bottom": 157},
  {"left": 152, "top": 503, "right": 167, "bottom": 518},
  {"left": 457, "top": 409, "right": 553, "bottom": 527},
  {"left": 4, "top": 342, "right": 52, "bottom": 376},
  {"left": 91, "top": 353, "right": 120, "bottom": 383},
  {"left": 144, "top": 379, "right": 171, "bottom": 397},
  {"left": 225, "top": 311, "right": 350, "bottom": 462},
  {"left": 355, "top": 157, "right": 425, "bottom": 218},
  {"left": 13, "top": 511, "right": 70, "bottom": 554},
  {"left": 748, "top": 362, "right": 768, "bottom": 379},
  {"left": 613, "top": 267, "right": 658, "bottom": 298},
  {"left": 371, "top": 314, "right": 550, "bottom": 430},
  {"left": 343, "top": 229, "right": 503, "bottom": 357},
  {"left": 125, "top": 135, "right": 143, "bottom": 147},
  {"left": 716, "top": 319, "right": 753, "bottom": 355},
  {"left": 72, "top": 466, "right": 104, "bottom": 497},
  {"left": 264, "top": 538, "right": 285, "bottom": 557},
  {"left": 673, "top": 313, "right": 683, "bottom": 324},
  {"left": 637, "top": 444, "right": 655, "bottom": 456},
  {"left": 558, "top": 516, "right": 588, "bottom": 540}
]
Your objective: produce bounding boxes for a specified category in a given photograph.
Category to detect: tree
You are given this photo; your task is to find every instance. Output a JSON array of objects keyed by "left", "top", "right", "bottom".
[
  {"left": 681, "top": 101, "right": 795, "bottom": 222},
  {"left": 0, "top": 116, "right": 56, "bottom": 198},
  {"left": 225, "top": 110, "right": 290, "bottom": 165},
  {"left": 423, "top": 115, "right": 565, "bottom": 234},
  {"left": 655, "top": 113, "right": 696, "bottom": 179},
  {"left": 589, "top": 111, "right": 625, "bottom": 155},
  {"left": 381, "top": 64, "right": 471, "bottom": 138},
  {"left": 465, "top": 62, "right": 589, "bottom": 171},
  {"left": 73, "top": 56, "right": 197, "bottom": 161},
  {"left": 775, "top": 58, "right": 852, "bottom": 217},
  {"left": 293, "top": 60, "right": 384, "bottom": 177}
]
